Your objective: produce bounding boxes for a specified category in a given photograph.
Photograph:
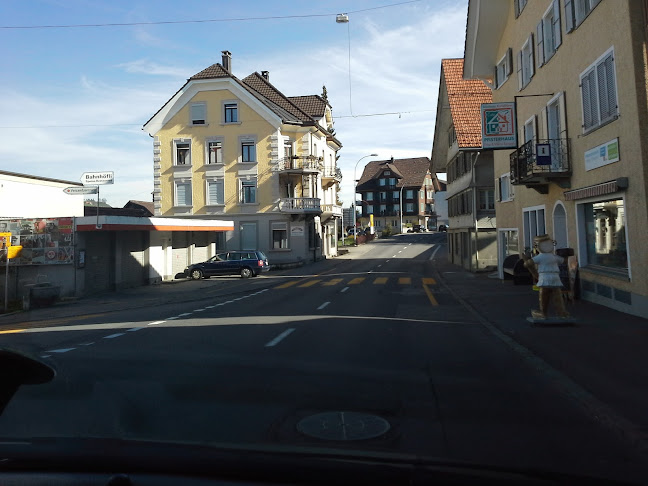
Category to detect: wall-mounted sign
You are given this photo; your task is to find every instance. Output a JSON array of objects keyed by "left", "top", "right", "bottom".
[
  {"left": 0, "top": 218, "right": 74, "bottom": 265},
  {"left": 291, "top": 224, "right": 305, "bottom": 237},
  {"left": 536, "top": 143, "right": 551, "bottom": 166},
  {"left": 585, "top": 138, "right": 620, "bottom": 171},
  {"left": 81, "top": 171, "right": 114, "bottom": 185},
  {"left": 481, "top": 102, "right": 518, "bottom": 149}
]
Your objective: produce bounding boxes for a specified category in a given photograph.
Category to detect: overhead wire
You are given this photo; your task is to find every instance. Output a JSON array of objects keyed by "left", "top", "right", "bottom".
[{"left": 0, "top": 0, "right": 425, "bottom": 30}]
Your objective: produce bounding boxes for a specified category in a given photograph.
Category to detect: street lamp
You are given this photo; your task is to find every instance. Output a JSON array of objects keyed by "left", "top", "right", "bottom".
[
  {"left": 399, "top": 184, "right": 405, "bottom": 234},
  {"left": 353, "top": 153, "right": 379, "bottom": 245}
]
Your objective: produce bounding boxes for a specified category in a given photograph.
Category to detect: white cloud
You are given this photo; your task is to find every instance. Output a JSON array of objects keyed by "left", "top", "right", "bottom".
[{"left": 116, "top": 59, "right": 190, "bottom": 77}]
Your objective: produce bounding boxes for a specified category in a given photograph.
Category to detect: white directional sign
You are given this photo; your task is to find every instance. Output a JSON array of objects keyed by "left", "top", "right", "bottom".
[
  {"left": 63, "top": 186, "right": 99, "bottom": 195},
  {"left": 81, "top": 171, "right": 114, "bottom": 185}
]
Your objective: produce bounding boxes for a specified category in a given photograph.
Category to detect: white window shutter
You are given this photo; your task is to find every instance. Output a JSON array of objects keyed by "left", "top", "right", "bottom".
[
  {"left": 558, "top": 92, "right": 568, "bottom": 138},
  {"left": 506, "top": 48, "right": 514, "bottom": 76},
  {"left": 536, "top": 21, "right": 545, "bottom": 68},
  {"left": 564, "top": 0, "right": 574, "bottom": 33},
  {"left": 517, "top": 50, "right": 523, "bottom": 91},
  {"left": 495, "top": 178, "right": 501, "bottom": 202},
  {"left": 553, "top": 0, "right": 562, "bottom": 48}
]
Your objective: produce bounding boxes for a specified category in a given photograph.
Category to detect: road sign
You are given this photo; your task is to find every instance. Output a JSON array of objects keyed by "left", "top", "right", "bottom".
[
  {"left": 81, "top": 171, "right": 114, "bottom": 185},
  {"left": 63, "top": 186, "right": 98, "bottom": 195}
]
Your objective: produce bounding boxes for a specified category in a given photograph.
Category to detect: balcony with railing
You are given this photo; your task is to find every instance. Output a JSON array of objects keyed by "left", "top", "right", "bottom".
[
  {"left": 278, "top": 197, "right": 321, "bottom": 214},
  {"left": 321, "top": 166, "right": 343, "bottom": 184},
  {"left": 510, "top": 138, "right": 571, "bottom": 190},
  {"left": 321, "top": 203, "right": 343, "bottom": 219},
  {"left": 274, "top": 156, "right": 322, "bottom": 174}
]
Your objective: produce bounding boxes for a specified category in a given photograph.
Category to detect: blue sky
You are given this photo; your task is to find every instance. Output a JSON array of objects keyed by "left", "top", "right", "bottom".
[{"left": 1, "top": 0, "right": 466, "bottom": 207}]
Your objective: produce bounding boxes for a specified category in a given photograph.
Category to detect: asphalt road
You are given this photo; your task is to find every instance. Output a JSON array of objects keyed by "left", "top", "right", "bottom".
[{"left": 1, "top": 233, "right": 646, "bottom": 482}]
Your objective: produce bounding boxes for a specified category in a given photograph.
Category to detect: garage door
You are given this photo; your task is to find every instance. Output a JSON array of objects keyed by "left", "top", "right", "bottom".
[
  {"left": 172, "top": 232, "right": 189, "bottom": 277},
  {"left": 119, "top": 231, "right": 148, "bottom": 288},
  {"left": 192, "top": 231, "right": 209, "bottom": 264},
  {"left": 84, "top": 232, "right": 113, "bottom": 294}
]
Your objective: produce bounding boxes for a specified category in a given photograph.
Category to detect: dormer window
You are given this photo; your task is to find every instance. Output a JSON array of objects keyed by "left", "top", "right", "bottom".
[{"left": 384, "top": 170, "right": 391, "bottom": 175}]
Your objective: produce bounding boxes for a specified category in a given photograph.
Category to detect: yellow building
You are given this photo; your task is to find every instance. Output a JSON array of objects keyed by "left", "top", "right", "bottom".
[
  {"left": 464, "top": 0, "right": 648, "bottom": 317},
  {"left": 144, "top": 51, "right": 343, "bottom": 265}
]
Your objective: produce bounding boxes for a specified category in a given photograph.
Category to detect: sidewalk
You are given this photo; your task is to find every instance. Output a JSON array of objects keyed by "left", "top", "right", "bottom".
[{"left": 433, "top": 257, "right": 648, "bottom": 450}]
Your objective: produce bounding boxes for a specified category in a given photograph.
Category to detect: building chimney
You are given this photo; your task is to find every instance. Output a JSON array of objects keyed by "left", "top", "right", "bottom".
[
  {"left": 261, "top": 71, "right": 269, "bottom": 81},
  {"left": 221, "top": 50, "right": 232, "bottom": 73}
]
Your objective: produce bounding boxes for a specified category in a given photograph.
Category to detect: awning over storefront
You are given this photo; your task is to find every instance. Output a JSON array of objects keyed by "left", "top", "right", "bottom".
[
  {"left": 563, "top": 178, "right": 628, "bottom": 201},
  {"left": 75, "top": 216, "right": 234, "bottom": 232}
]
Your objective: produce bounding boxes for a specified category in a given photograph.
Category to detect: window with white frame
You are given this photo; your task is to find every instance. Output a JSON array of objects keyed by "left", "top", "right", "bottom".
[
  {"left": 175, "top": 181, "right": 192, "bottom": 206},
  {"left": 448, "top": 125, "right": 457, "bottom": 147},
  {"left": 240, "top": 178, "right": 257, "bottom": 204},
  {"left": 366, "top": 205, "right": 374, "bottom": 214},
  {"left": 495, "top": 48, "right": 513, "bottom": 89},
  {"left": 379, "top": 178, "right": 386, "bottom": 186},
  {"left": 427, "top": 190, "right": 433, "bottom": 199},
  {"left": 271, "top": 222, "right": 289, "bottom": 249},
  {"left": 241, "top": 139, "right": 256, "bottom": 163},
  {"left": 366, "top": 192, "right": 374, "bottom": 201},
  {"left": 497, "top": 173, "right": 514, "bottom": 202},
  {"left": 393, "top": 191, "right": 399, "bottom": 199},
  {"left": 536, "top": 0, "right": 562, "bottom": 68},
  {"left": 523, "top": 206, "right": 546, "bottom": 250},
  {"left": 380, "top": 204, "right": 387, "bottom": 214},
  {"left": 223, "top": 102, "right": 238, "bottom": 123},
  {"left": 405, "top": 203, "right": 414, "bottom": 212},
  {"left": 565, "top": 0, "right": 602, "bottom": 32},
  {"left": 580, "top": 47, "right": 618, "bottom": 133},
  {"left": 283, "top": 139, "right": 293, "bottom": 159},
  {"left": 190, "top": 103, "right": 206, "bottom": 125},
  {"left": 207, "top": 179, "right": 224, "bottom": 205},
  {"left": 389, "top": 178, "right": 396, "bottom": 186},
  {"left": 206, "top": 140, "right": 223, "bottom": 164},
  {"left": 174, "top": 140, "right": 191, "bottom": 165},
  {"left": 380, "top": 192, "right": 386, "bottom": 201},
  {"left": 405, "top": 189, "right": 414, "bottom": 199},
  {"left": 517, "top": 34, "right": 535, "bottom": 90},
  {"left": 515, "top": 0, "right": 528, "bottom": 18}
]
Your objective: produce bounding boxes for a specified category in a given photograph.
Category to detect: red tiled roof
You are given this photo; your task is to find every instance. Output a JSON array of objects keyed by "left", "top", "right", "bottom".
[{"left": 442, "top": 58, "right": 492, "bottom": 148}]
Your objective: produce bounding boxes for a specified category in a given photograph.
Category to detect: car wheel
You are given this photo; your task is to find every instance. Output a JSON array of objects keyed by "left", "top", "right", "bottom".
[
  {"left": 190, "top": 269, "right": 203, "bottom": 280},
  {"left": 240, "top": 267, "right": 253, "bottom": 278}
]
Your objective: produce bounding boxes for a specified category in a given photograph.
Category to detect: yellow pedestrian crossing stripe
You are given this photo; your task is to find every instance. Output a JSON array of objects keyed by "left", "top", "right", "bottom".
[
  {"left": 275, "top": 280, "right": 299, "bottom": 289},
  {"left": 274, "top": 276, "right": 437, "bottom": 289}
]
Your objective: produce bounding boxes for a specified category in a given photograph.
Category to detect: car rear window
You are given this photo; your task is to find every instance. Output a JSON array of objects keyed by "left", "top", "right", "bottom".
[{"left": 257, "top": 251, "right": 267, "bottom": 260}]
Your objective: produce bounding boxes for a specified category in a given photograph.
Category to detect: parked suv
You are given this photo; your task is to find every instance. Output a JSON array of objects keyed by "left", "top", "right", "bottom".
[{"left": 184, "top": 251, "right": 269, "bottom": 279}]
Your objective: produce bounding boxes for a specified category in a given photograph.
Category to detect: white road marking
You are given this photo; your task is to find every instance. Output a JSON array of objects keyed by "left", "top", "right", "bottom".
[
  {"left": 148, "top": 321, "right": 165, "bottom": 326},
  {"left": 265, "top": 328, "right": 296, "bottom": 347},
  {"left": 205, "top": 305, "right": 216, "bottom": 309},
  {"left": 398, "top": 250, "right": 402, "bottom": 254},
  {"left": 429, "top": 246, "right": 441, "bottom": 260},
  {"left": 78, "top": 342, "right": 94, "bottom": 346},
  {"left": 340, "top": 287, "right": 349, "bottom": 293},
  {"left": 386, "top": 260, "right": 390, "bottom": 263},
  {"left": 404, "top": 246, "right": 408, "bottom": 249},
  {"left": 103, "top": 333, "right": 124, "bottom": 339},
  {"left": 40, "top": 355, "right": 51, "bottom": 358},
  {"left": 377, "top": 264, "right": 382, "bottom": 268},
  {"left": 392, "top": 255, "right": 397, "bottom": 258},
  {"left": 177, "top": 313, "right": 192, "bottom": 317},
  {"left": 127, "top": 327, "right": 144, "bottom": 332},
  {"left": 47, "top": 348, "right": 75, "bottom": 353},
  {"left": 317, "top": 302, "right": 330, "bottom": 310},
  {"left": 194, "top": 308, "right": 206, "bottom": 312},
  {"left": 166, "top": 316, "right": 179, "bottom": 320}
]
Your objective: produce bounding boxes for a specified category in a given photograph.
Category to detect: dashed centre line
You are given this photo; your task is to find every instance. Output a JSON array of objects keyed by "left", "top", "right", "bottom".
[
  {"left": 317, "top": 302, "right": 331, "bottom": 310},
  {"left": 103, "top": 333, "right": 124, "bottom": 339},
  {"left": 265, "top": 328, "right": 295, "bottom": 347},
  {"left": 340, "top": 287, "right": 350, "bottom": 293},
  {"left": 47, "top": 348, "right": 75, "bottom": 354}
]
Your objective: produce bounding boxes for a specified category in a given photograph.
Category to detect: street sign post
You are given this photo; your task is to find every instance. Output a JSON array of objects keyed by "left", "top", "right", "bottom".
[
  {"left": 80, "top": 172, "right": 114, "bottom": 185},
  {"left": 63, "top": 186, "right": 98, "bottom": 195}
]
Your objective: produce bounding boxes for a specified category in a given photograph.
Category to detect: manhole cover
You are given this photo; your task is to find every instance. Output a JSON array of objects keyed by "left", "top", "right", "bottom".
[{"left": 297, "top": 412, "right": 390, "bottom": 441}]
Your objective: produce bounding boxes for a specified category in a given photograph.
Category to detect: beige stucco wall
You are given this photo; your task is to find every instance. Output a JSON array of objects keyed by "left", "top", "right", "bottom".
[
  {"left": 156, "top": 89, "right": 278, "bottom": 216},
  {"left": 489, "top": 0, "right": 648, "bottom": 306}
]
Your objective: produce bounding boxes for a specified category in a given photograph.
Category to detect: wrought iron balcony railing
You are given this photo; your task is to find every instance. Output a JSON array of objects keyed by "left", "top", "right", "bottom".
[{"left": 510, "top": 138, "right": 571, "bottom": 185}]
